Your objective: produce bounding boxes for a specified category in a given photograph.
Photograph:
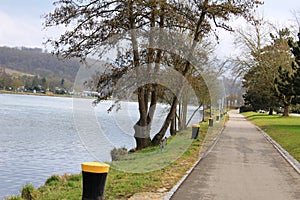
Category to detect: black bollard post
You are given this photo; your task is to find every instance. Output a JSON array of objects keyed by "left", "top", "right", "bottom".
[
  {"left": 209, "top": 118, "right": 214, "bottom": 127},
  {"left": 81, "top": 162, "right": 110, "bottom": 200},
  {"left": 191, "top": 124, "right": 200, "bottom": 139},
  {"left": 159, "top": 140, "right": 163, "bottom": 152},
  {"left": 163, "top": 137, "right": 167, "bottom": 149}
]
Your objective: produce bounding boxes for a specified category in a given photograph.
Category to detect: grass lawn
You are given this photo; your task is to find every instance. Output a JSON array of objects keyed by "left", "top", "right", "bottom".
[
  {"left": 6, "top": 116, "right": 226, "bottom": 200},
  {"left": 242, "top": 112, "right": 300, "bottom": 162}
]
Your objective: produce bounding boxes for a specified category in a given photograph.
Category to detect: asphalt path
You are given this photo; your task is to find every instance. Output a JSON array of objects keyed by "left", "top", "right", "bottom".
[{"left": 170, "top": 110, "right": 300, "bottom": 200}]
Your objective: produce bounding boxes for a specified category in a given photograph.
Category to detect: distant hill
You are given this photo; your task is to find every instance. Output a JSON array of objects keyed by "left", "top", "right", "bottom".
[{"left": 0, "top": 46, "right": 80, "bottom": 82}]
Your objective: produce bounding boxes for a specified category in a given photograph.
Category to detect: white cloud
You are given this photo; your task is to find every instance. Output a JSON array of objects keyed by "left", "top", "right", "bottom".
[{"left": 0, "top": 11, "right": 44, "bottom": 48}]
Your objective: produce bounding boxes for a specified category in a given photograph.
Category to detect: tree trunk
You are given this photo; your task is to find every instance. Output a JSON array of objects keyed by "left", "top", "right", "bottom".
[
  {"left": 134, "top": 137, "right": 151, "bottom": 150},
  {"left": 128, "top": 0, "right": 152, "bottom": 150},
  {"left": 130, "top": 0, "right": 165, "bottom": 150},
  {"left": 202, "top": 103, "right": 206, "bottom": 122},
  {"left": 178, "top": 100, "right": 188, "bottom": 130},
  {"left": 178, "top": 102, "right": 182, "bottom": 129},
  {"left": 282, "top": 104, "right": 290, "bottom": 117},
  {"left": 181, "top": 95, "right": 188, "bottom": 129},
  {"left": 282, "top": 96, "right": 294, "bottom": 117},
  {"left": 151, "top": 2, "right": 209, "bottom": 145},
  {"left": 152, "top": 95, "right": 179, "bottom": 145},
  {"left": 134, "top": 88, "right": 151, "bottom": 149},
  {"left": 170, "top": 117, "right": 176, "bottom": 136},
  {"left": 268, "top": 108, "right": 273, "bottom": 115},
  {"left": 134, "top": 122, "right": 151, "bottom": 150}
]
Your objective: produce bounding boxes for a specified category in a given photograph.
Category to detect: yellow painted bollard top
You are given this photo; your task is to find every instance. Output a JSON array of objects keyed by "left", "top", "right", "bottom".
[
  {"left": 81, "top": 162, "right": 110, "bottom": 173},
  {"left": 192, "top": 124, "right": 200, "bottom": 128}
]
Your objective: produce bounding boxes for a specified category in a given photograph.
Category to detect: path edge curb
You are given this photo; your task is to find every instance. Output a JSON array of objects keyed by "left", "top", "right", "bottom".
[
  {"left": 256, "top": 126, "right": 300, "bottom": 174},
  {"left": 163, "top": 125, "right": 226, "bottom": 200}
]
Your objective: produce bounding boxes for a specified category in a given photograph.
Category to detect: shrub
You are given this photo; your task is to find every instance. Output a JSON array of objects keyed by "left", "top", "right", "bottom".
[
  {"left": 110, "top": 147, "right": 128, "bottom": 161},
  {"left": 239, "top": 105, "right": 255, "bottom": 113},
  {"left": 45, "top": 174, "right": 60, "bottom": 186},
  {"left": 21, "top": 184, "right": 35, "bottom": 200}
]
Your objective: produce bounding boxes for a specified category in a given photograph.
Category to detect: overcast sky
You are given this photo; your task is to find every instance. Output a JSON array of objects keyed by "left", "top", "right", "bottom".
[{"left": 0, "top": 0, "right": 299, "bottom": 56}]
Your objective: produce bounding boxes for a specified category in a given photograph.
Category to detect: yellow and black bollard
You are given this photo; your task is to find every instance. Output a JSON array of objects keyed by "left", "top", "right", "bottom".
[
  {"left": 191, "top": 124, "right": 200, "bottom": 139},
  {"left": 209, "top": 118, "right": 214, "bottom": 127},
  {"left": 81, "top": 162, "right": 110, "bottom": 200}
]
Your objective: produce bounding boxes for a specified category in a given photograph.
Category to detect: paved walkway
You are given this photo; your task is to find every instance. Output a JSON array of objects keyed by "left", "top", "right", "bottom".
[{"left": 170, "top": 110, "right": 300, "bottom": 200}]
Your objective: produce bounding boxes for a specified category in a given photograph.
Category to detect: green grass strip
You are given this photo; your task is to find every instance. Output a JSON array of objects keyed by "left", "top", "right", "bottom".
[{"left": 242, "top": 112, "right": 300, "bottom": 163}]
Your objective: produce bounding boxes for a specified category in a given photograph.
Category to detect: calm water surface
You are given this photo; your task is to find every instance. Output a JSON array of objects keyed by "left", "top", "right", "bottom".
[{"left": 0, "top": 94, "right": 201, "bottom": 199}]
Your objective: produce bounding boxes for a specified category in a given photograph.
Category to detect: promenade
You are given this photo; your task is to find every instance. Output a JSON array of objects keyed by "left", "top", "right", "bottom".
[{"left": 170, "top": 110, "right": 300, "bottom": 200}]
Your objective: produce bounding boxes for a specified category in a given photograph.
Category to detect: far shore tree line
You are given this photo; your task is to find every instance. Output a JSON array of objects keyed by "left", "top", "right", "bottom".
[{"left": 0, "top": 69, "right": 72, "bottom": 94}]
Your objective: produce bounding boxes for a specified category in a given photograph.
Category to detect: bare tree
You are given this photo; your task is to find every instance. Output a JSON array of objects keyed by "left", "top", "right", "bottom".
[{"left": 45, "top": 0, "right": 263, "bottom": 149}]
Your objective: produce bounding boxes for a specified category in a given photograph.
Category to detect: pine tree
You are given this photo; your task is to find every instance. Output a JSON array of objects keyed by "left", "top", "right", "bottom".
[
  {"left": 289, "top": 33, "right": 300, "bottom": 96},
  {"left": 274, "top": 32, "right": 300, "bottom": 116}
]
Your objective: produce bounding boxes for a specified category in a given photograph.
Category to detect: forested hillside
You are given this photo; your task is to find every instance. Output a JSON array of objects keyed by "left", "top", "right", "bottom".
[
  {"left": 0, "top": 46, "right": 80, "bottom": 82},
  {"left": 0, "top": 46, "right": 84, "bottom": 93}
]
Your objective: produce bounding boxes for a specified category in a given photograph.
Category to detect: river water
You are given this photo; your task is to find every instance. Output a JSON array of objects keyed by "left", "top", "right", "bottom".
[{"left": 0, "top": 94, "right": 201, "bottom": 199}]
